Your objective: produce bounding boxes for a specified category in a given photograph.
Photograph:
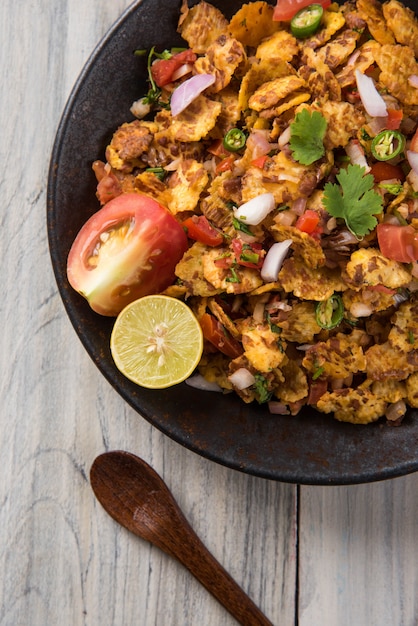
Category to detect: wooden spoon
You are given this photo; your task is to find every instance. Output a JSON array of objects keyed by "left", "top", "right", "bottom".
[{"left": 90, "top": 450, "right": 273, "bottom": 626}]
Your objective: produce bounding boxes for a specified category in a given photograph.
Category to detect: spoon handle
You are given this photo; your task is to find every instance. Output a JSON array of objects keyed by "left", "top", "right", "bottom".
[{"left": 165, "top": 506, "right": 274, "bottom": 626}]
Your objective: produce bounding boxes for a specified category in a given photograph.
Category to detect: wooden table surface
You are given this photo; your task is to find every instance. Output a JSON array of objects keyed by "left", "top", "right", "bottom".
[{"left": 2, "top": 1, "right": 418, "bottom": 624}]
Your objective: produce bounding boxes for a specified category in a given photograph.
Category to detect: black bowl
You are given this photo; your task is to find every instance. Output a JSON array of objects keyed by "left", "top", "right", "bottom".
[{"left": 47, "top": 0, "right": 418, "bottom": 484}]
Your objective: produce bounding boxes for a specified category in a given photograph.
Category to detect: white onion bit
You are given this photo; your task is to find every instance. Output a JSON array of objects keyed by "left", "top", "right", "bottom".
[
  {"left": 261, "top": 240, "right": 293, "bottom": 282},
  {"left": 228, "top": 368, "right": 256, "bottom": 390},
  {"left": 185, "top": 374, "right": 222, "bottom": 392},
  {"left": 233, "top": 193, "right": 276, "bottom": 225},
  {"left": 407, "top": 150, "right": 418, "bottom": 175},
  {"left": 170, "top": 73, "right": 215, "bottom": 116},
  {"left": 355, "top": 70, "right": 388, "bottom": 118},
  {"left": 408, "top": 74, "right": 418, "bottom": 89}
]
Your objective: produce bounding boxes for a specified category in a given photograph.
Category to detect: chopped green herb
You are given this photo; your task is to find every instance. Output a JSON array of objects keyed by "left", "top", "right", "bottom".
[
  {"left": 408, "top": 330, "right": 415, "bottom": 344},
  {"left": 253, "top": 374, "right": 273, "bottom": 403},
  {"left": 233, "top": 216, "right": 253, "bottom": 235},
  {"left": 312, "top": 365, "right": 325, "bottom": 380},
  {"left": 323, "top": 164, "right": 383, "bottom": 238},
  {"left": 379, "top": 182, "right": 403, "bottom": 196},
  {"left": 146, "top": 166, "right": 167, "bottom": 181},
  {"left": 226, "top": 266, "right": 241, "bottom": 283},
  {"left": 290, "top": 109, "right": 327, "bottom": 165}
]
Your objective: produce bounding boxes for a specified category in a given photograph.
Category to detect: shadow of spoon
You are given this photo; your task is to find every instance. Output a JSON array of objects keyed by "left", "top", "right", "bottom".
[{"left": 90, "top": 450, "right": 274, "bottom": 626}]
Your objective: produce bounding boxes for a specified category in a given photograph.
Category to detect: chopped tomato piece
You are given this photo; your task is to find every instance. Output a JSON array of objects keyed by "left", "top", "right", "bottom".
[
  {"left": 231, "top": 238, "right": 265, "bottom": 268},
  {"left": 199, "top": 313, "right": 243, "bottom": 358},
  {"left": 273, "top": 0, "right": 331, "bottom": 21},
  {"left": 250, "top": 155, "right": 269, "bottom": 168},
  {"left": 370, "top": 162, "right": 405, "bottom": 183},
  {"left": 216, "top": 154, "right": 235, "bottom": 173},
  {"left": 368, "top": 284, "right": 397, "bottom": 295},
  {"left": 377, "top": 223, "right": 418, "bottom": 263},
  {"left": 182, "top": 215, "right": 224, "bottom": 247},
  {"left": 295, "top": 209, "right": 320, "bottom": 234},
  {"left": 386, "top": 109, "right": 403, "bottom": 131},
  {"left": 207, "top": 138, "right": 230, "bottom": 159},
  {"left": 151, "top": 49, "right": 196, "bottom": 87}
]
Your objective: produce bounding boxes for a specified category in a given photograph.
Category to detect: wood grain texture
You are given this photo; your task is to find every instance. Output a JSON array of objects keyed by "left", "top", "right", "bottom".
[{"left": 0, "top": 1, "right": 296, "bottom": 625}]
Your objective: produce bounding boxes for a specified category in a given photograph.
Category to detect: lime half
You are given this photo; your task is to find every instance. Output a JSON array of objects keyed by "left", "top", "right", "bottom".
[{"left": 110, "top": 295, "right": 203, "bottom": 389}]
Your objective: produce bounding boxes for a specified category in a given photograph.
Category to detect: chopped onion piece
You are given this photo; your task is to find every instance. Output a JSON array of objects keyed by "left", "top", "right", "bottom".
[
  {"left": 268, "top": 401, "right": 290, "bottom": 415},
  {"left": 228, "top": 368, "right": 255, "bottom": 390},
  {"left": 130, "top": 97, "right": 151, "bottom": 119},
  {"left": 407, "top": 150, "right": 418, "bottom": 175},
  {"left": 345, "top": 139, "right": 370, "bottom": 172},
  {"left": 185, "top": 374, "right": 222, "bottom": 392},
  {"left": 171, "top": 73, "right": 215, "bottom": 116},
  {"left": 355, "top": 70, "right": 388, "bottom": 118},
  {"left": 171, "top": 63, "right": 194, "bottom": 82},
  {"left": 261, "top": 240, "right": 292, "bottom": 282},
  {"left": 350, "top": 302, "right": 373, "bottom": 318},
  {"left": 385, "top": 400, "right": 407, "bottom": 422},
  {"left": 278, "top": 125, "right": 291, "bottom": 148},
  {"left": 234, "top": 193, "right": 276, "bottom": 225},
  {"left": 408, "top": 75, "right": 418, "bottom": 89}
]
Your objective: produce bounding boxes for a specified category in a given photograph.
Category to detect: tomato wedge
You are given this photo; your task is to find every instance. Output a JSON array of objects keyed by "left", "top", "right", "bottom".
[
  {"left": 376, "top": 223, "right": 418, "bottom": 264},
  {"left": 273, "top": 0, "right": 331, "bottom": 22},
  {"left": 151, "top": 49, "right": 196, "bottom": 87},
  {"left": 199, "top": 313, "right": 243, "bottom": 359},
  {"left": 67, "top": 194, "right": 188, "bottom": 316},
  {"left": 370, "top": 162, "right": 405, "bottom": 183},
  {"left": 182, "top": 215, "right": 224, "bottom": 246}
]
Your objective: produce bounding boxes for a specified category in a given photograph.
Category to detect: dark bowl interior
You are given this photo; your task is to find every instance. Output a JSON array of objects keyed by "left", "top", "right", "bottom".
[{"left": 47, "top": 0, "right": 418, "bottom": 485}]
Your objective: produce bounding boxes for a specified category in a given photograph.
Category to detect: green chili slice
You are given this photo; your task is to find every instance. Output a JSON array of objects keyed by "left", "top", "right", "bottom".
[
  {"left": 315, "top": 294, "right": 344, "bottom": 330},
  {"left": 291, "top": 4, "right": 324, "bottom": 39},
  {"left": 223, "top": 128, "right": 246, "bottom": 152},
  {"left": 371, "top": 130, "right": 406, "bottom": 161}
]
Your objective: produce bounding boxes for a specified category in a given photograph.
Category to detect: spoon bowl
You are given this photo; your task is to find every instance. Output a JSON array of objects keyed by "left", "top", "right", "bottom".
[{"left": 90, "top": 450, "right": 273, "bottom": 626}]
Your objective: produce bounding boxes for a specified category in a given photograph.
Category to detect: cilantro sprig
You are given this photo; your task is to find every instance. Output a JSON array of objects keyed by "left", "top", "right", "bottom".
[
  {"left": 323, "top": 164, "right": 383, "bottom": 238},
  {"left": 289, "top": 109, "right": 327, "bottom": 165}
]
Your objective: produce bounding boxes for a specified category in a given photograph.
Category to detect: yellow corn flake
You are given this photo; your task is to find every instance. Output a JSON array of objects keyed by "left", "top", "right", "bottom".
[
  {"left": 303, "top": 9, "right": 346, "bottom": 49},
  {"left": 134, "top": 171, "right": 171, "bottom": 206},
  {"left": 241, "top": 321, "right": 287, "bottom": 372},
  {"left": 229, "top": 1, "right": 281, "bottom": 48},
  {"left": 388, "top": 301, "right": 418, "bottom": 353},
  {"left": 382, "top": 0, "right": 418, "bottom": 56},
  {"left": 344, "top": 248, "right": 412, "bottom": 290},
  {"left": 256, "top": 30, "right": 299, "bottom": 63},
  {"left": 167, "top": 159, "right": 209, "bottom": 215},
  {"left": 276, "top": 301, "right": 322, "bottom": 343},
  {"left": 178, "top": 0, "right": 229, "bottom": 53},
  {"left": 313, "top": 100, "right": 366, "bottom": 149},
  {"left": 175, "top": 242, "right": 222, "bottom": 297},
  {"left": 365, "top": 341, "right": 416, "bottom": 381},
  {"left": 248, "top": 75, "right": 307, "bottom": 112},
  {"left": 198, "top": 353, "right": 233, "bottom": 390},
  {"left": 316, "top": 29, "right": 361, "bottom": 70},
  {"left": 317, "top": 386, "right": 386, "bottom": 424},
  {"left": 202, "top": 248, "right": 264, "bottom": 294},
  {"left": 106, "top": 121, "right": 157, "bottom": 172},
  {"left": 342, "top": 287, "right": 396, "bottom": 316},
  {"left": 207, "top": 298, "right": 241, "bottom": 339},
  {"left": 336, "top": 40, "right": 381, "bottom": 88},
  {"left": 279, "top": 257, "right": 348, "bottom": 300},
  {"left": 171, "top": 95, "right": 222, "bottom": 142},
  {"left": 357, "top": 0, "right": 396, "bottom": 45},
  {"left": 200, "top": 171, "right": 237, "bottom": 231},
  {"left": 302, "top": 332, "right": 367, "bottom": 379},
  {"left": 373, "top": 44, "right": 418, "bottom": 106},
  {"left": 238, "top": 59, "right": 296, "bottom": 110},
  {"left": 372, "top": 379, "right": 406, "bottom": 403},
  {"left": 274, "top": 360, "right": 309, "bottom": 404},
  {"left": 194, "top": 36, "right": 247, "bottom": 94},
  {"left": 212, "top": 87, "right": 242, "bottom": 138},
  {"left": 300, "top": 48, "right": 342, "bottom": 102},
  {"left": 271, "top": 223, "right": 326, "bottom": 269},
  {"left": 406, "top": 372, "right": 418, "bottom": 408}
]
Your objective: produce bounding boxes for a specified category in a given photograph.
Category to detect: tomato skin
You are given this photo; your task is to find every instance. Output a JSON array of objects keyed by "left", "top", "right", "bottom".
[
  {"left": 199, "top": 313, "right": 243, "bottom": 359},
  {"left": 376, "top": 223, "right": 418, "bottom": 264},
  {"left": 273, "top": 0, "right": 331, "bottom": 21},
  {"left": 151, "top": 49, "right": 196, "bottom": 87},
  {"left": 182, "top": 215, "right": 224, "bottom": 246},
  {"left": 67, "top": 193, "right": 188, "bottom": 316},
  {"left": 295, "top": 209, "right": 321, "bottom": 235},
  {"left": 386, "top": 109, "right": 403, "bottom": 131},
  {"left": 370, "top": 162, "right": 405, "bottom": 183}
]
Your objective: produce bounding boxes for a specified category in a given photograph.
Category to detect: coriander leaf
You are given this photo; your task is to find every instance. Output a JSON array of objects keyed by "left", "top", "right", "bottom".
[
  {"left": 323, "top": 164, "right": 383, "bottom": 238},
  {"left": 289, "top": 109, "right": 327, "bottom": 165}
]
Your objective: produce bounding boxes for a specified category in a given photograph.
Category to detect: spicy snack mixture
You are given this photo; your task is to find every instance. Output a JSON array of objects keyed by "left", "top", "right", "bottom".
[{"left": 85, "top": 0, "right": 418, "bottom": 424}]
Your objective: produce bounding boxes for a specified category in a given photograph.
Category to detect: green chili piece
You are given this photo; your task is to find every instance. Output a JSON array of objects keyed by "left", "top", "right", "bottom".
[
  {"left": 223, "top": 128, "right": 246, "bottom": 152},
  {"left": 291, "top": 4, "right": 324, "bottom": 39},
  {"left": 371, "top": 130, "right": 406, "bottom": 161},
  {"left": 315, "top": 294, "right": 344, "bottom": 330}
]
